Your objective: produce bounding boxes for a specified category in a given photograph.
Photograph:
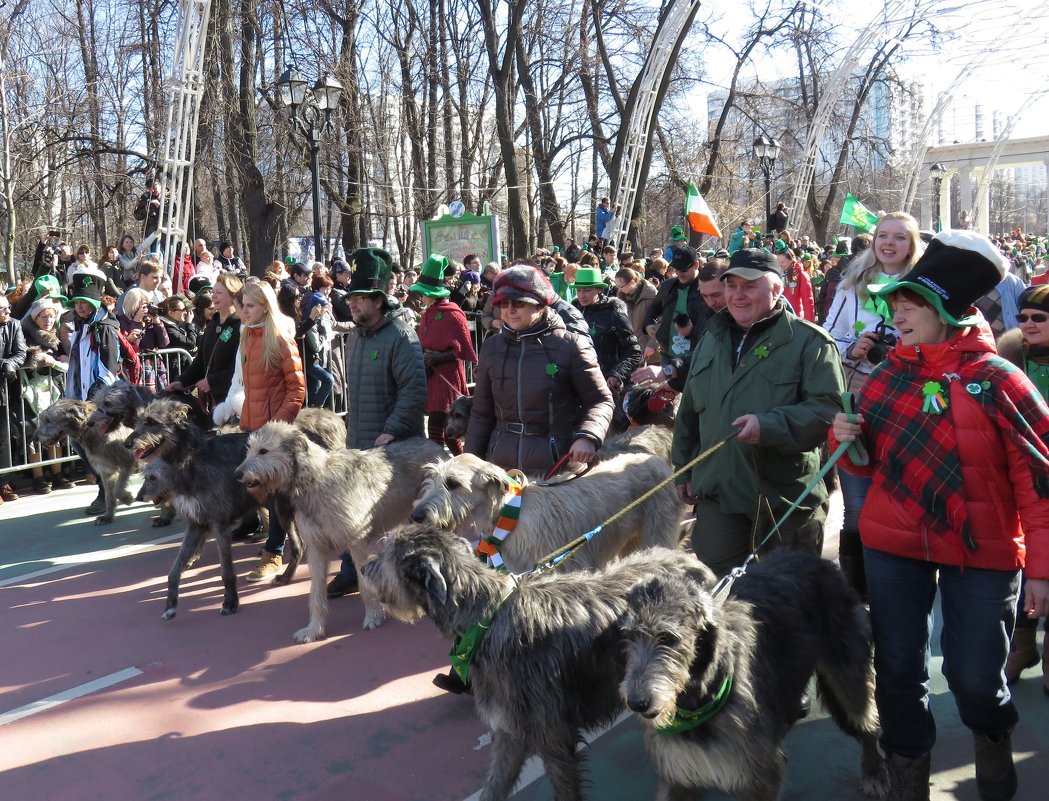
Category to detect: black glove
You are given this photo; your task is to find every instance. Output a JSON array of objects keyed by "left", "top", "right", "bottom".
[{"left": 3, "top": 362, "right": 17, "bottom": 381}]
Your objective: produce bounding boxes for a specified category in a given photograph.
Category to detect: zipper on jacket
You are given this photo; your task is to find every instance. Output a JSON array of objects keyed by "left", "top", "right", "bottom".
[{"left": 517, "top": 337, "right": 526, "bottom": 470}]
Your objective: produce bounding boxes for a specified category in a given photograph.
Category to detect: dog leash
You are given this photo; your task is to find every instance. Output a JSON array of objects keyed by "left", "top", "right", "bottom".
[
  {"left": 711, "top": 402, "right": 859, "bottom": 600},
  {"left": 530, "top": 428, "right": 741, "bottom": 575}
]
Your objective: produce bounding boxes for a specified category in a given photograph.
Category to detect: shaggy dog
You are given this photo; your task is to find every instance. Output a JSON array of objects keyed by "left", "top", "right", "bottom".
[
  {"left": 360, "top": 526, "right": 714, "bottom": 801},
  {"left": 236, "top": 425, "right": 446, "bottom": 639},
  {"left": 620, "top": 548, "right": 889, "bottom": 801},
  {"left": 443, "top": 394, "right": 473, "bottom": 441},
  {"left": 125, "top": 399, "right": 282, "bottom": 619},
  {"left": 410, "top": 451, "right": 681, "bottom": 574},
  {"left": 34, "top": 398, "right": 137, "bottom": 524},
  {"left": 88, "top": 381, "right": 211, "bottom": 526}
]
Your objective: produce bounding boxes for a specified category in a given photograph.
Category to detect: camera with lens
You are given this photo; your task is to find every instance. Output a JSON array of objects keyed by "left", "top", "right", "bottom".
[{"left": 866, "top": 321, "right": 898, "bottom": 364}]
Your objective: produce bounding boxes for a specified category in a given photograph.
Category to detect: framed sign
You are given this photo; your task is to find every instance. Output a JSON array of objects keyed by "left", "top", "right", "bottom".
[{"left": 420, "top": 210, "right": 501, "bottom": 265}]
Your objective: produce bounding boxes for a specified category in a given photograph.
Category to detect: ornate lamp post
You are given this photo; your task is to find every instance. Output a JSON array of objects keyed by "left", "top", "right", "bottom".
[
  {"left": 753, "top": 135, "right": 780, "bottom": 234},
  {"left": 276, "top": 68, "right": 343, "bottom": 263},
  {"left": 930, "top": 162, "right": 946, "bottom": 232}
]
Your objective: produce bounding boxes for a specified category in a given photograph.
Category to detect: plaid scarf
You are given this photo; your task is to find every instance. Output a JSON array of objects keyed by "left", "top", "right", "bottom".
[{"left": 862, "top": 350, "right": 1049, "bottom": 552}]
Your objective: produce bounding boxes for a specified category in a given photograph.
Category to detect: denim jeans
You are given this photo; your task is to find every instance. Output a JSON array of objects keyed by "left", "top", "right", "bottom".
[
  {"left": 306, "top": 363, "right": 334, "bottom": 408},
  {"left": 837, "top": 469, "right": 871, "bottom": 533},
  {"left": 262, "top": 499, "right": 285, "bottom": 557},
  {"left": 864, "top": 547, "right": 1020, "bottom": 757}
]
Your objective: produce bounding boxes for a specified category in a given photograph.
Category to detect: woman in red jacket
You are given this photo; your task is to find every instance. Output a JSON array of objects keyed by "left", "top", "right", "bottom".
[
  {"left": 831, "top": 231, "right": 1049, "bottom": 801},
  {"left": 409, "top": 254, "right": 477, "bottom": 453},
  {"left": 239, "top": 279, "right": 306, "bottom": 582}
]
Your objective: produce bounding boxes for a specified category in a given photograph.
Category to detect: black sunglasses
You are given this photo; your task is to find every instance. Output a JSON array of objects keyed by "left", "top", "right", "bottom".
[{"left": 1018, "top": 312, "right": 1049, "bottom": 323}]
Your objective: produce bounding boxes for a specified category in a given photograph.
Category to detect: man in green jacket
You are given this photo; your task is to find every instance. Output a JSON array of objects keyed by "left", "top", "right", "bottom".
[{"left": 672, "top": 248, "right": 846, "bottom": 577}]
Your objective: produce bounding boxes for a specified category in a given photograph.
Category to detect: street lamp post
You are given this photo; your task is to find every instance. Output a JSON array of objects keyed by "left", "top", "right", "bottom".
[
  {"left": 276, "top": 67, "right": 343, "bottom": 264},
  {"left": 930, "top": 162, "right": 946, "bottom": 232},
  {"left": 753, "top": 135, "right": 780, "bottom": 234}
]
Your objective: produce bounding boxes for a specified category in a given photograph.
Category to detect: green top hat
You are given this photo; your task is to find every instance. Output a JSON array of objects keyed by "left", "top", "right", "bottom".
[
  {"left": 410, "top": 254, "right": 451, "bottom": 299},
  {"left": 348, "top": 248, "right": 393, "bottom": 296},
  {"left": 66, "top": 273, "right": 102, "bottom": 310},
  {"left": 573, "top": 267, "right": 608, "bottom": 289},
  {"left": 669, "top": 225, "right": 687, "bottom": 242}
]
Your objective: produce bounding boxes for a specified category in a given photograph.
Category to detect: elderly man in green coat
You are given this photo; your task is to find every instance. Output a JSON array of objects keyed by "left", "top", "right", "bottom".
[{"left": 672, "top": 248, "right": 846, "bottom": 577}]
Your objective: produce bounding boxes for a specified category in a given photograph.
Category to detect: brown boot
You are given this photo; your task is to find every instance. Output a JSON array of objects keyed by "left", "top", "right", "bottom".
[
  {"left": 0, "top": 484, "right": 19, "bottom": 502},
  {"left": 885, "top": 751, "right": 931, "bottom": 801},
  {"left": 974, "top": 732, "right": 1016, "bottom": 801},
  {"left": 1005, "top": 622, "right": 1039, "bottom": 684}
]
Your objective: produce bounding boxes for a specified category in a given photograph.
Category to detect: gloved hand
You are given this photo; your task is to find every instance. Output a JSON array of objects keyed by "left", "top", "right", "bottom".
[{"left": 2, "top": 362, "right": 16, "bottom": 380}]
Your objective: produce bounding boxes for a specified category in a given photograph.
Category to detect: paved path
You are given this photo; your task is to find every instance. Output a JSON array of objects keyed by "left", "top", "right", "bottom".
[{"left": 1, "top": 481, "right": 1046, "bottom": 800}]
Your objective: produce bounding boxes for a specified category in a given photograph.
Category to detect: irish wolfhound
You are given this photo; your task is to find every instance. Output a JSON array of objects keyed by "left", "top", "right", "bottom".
[
  {"left": 361, "top": 525, "right": 714, "bottom": 801},
  {"left": 620, "top": 548, "right": 889, "bottom": 801},
  {"left": 34, "top": 399, "right": 137, "bottom": 524},
  {"left": 236, "top": 425, "right": 445, "bottom": 640},
  {"left": 444, "top": 394, "right": 473, "bottom": 441},
  {"left": 125, "top": 399, "right": 279, "bottom": 620},
  {"left": 410, "top": 451, "right": 681, "bottom": 574}
]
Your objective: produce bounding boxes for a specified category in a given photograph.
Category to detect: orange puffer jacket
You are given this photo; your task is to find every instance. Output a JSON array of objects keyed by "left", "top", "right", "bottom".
[{"left": 238, "top": 325, "right": 306, "bottom": 433}]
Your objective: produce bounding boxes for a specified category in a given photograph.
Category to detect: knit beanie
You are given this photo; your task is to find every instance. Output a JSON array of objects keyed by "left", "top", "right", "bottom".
[
  {"left": 491, "top": 266, "right": 555, "bottom": 306},
  {"left": 1019, "top": 284, "right": 1049, "bottom": 313}
]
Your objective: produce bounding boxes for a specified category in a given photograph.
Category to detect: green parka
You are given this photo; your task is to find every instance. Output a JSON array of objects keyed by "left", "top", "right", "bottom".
[{"left": 671, "top": 301, "right": 845, "bottom": 517}]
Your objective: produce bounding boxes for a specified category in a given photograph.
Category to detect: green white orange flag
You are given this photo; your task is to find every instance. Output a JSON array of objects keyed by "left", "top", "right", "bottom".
[
  {"left": 685, "top": 180, "right": 722, "bottom": 238},
  {"left": 840, "top": 193, "right": 879, "bottom": 233}
]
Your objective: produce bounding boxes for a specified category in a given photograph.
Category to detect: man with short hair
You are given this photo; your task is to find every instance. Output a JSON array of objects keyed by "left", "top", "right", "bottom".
[
  {"left": 697, "top": 262, "right": 727, "bottom": 312},
  {"left": 134, "top": 258, "right": 169, "bottom": 305},
  {"left": 672, "top": 249, "right": 846, "bottom": 577}
]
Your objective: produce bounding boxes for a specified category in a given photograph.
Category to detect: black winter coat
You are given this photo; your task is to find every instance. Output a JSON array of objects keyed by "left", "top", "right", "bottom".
[
  {"left": 175, "top": 313, "right": 240, "bottom": 403},
  {"left": 572, "top": 297, "right": 641, "bottom": 383}
]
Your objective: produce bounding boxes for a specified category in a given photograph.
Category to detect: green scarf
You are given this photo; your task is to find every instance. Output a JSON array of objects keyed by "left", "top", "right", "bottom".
[{"left": 862, "top": 273, "right": 896, "bottom": 326}]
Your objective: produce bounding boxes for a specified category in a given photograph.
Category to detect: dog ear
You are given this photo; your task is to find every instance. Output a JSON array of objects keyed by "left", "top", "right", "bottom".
[
  {"left": 418, "top": 555, "right": 448, "bottom": 606},
  {"left": 479, "top": 462, "right": 514, "bottom": 492}
]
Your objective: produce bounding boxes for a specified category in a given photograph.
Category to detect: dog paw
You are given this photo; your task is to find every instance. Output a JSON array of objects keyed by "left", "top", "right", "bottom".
[
  {"left": 220, "top": 604, "right": 238, "bottom": 616},
  {"left": 271, "top": 572, "right": 292, "bottom": 586},
  {"left": 293, "top": 626, "right": 325, "bottom": 643},
  {"left": 94, "top": 515, "right": 114, "bottom": 525},
  {"left": 362, "top": 613, "right": 386, "bottom": 631},
  {"left": 162, "top": 608, "right": 176, "bottom": 621},
  {"left": 152, "top": 516, "right": 173, "bottom": 528},
  {"left": 119, "top": 493, "right": 133, "bottom": 505}
]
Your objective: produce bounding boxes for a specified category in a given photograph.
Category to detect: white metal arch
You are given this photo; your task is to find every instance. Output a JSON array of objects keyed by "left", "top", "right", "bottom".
[
  {"left": 787, "top": 0, "right": 913, "bottom": 232},
  {"left": 607, "top": 0, "right": 702, "bottom": 247},
  {"left": 153, "top": 0, "right": 212, "bottom": 273}
]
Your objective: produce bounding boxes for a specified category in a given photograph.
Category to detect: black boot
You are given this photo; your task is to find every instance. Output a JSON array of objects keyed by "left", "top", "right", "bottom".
[
  {"left": 974, "top": 732, "right": 1017, "bottom": 801},
  {"left": 885, "top": 751, "right": 931, "bottom": 801},
  {"left": 838, "top": 528, "right": 867, "bottom": 600},
  {"left": 85, "top": 489, "right": 106, "bottom": 516}
]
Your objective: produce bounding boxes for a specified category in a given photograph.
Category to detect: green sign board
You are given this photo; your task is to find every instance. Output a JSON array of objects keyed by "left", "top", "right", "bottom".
[{"left": 420, "top": 210, "right": 501, "bottom": 265}]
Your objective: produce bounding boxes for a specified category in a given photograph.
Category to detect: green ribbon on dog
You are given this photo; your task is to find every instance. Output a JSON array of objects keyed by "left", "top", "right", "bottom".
[
  {"left": 655, "top": 673, "right": 734, "bottom": 735},
  {"left": 449, "top": 590, "right": 516, "bottom": 683}
]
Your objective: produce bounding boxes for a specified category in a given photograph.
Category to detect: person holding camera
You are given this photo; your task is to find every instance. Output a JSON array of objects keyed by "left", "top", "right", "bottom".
[
  {"left": 672, "top": 249, "right": 846, "bottom": 577},
  {"left": 823, "top": 211, "right": 925, "bottom": 596},
  {"left": 642, "top": 245, "right": 713, "bottom": 388}
]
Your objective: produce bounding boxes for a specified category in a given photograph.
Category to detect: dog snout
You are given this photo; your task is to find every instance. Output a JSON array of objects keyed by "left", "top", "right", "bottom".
[
  {"left": 409, "top": 508, "right": 426, "bottom": 523},
  {"left": 628, "top": 695, "right": 656, "bottom": 717}
]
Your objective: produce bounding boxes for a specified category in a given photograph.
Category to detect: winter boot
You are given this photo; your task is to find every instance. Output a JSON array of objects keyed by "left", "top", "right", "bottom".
[
  {"left": 885, "top": 751, "right": 931, "bottom": 801},
  {"left": 245, "top": 551, "right": 283, "bottom": 582},
  {"left": 974, "top": 732, "right": 1017, "bottom": 801},
  {"left": 1005, "top": 621, "right": 1039, "bottom": 684}
]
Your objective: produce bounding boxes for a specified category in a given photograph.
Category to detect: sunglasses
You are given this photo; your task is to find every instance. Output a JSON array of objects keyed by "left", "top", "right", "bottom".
[
  {"left": 495, "top": 299, "right": 536, "bottom": 310},
  {"left": 1018, "top": 313, "right": 1049, "bottom": 323}
]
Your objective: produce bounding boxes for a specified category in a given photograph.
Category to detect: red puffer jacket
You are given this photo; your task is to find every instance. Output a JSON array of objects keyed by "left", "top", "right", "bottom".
[
  {"left": 830, "top": 323, "right": 1049, "bottom": 579},
  {"left": 239, "top": 325, "right": 306, "bottom": 433}
]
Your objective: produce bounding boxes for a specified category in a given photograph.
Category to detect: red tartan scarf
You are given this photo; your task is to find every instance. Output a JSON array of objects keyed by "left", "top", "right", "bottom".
[{"left": 861, "top": 350, "right": 1049, "bottom": 552}]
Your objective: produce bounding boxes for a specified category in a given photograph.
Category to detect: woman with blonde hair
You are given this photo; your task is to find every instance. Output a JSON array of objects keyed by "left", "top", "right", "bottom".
[
  {"left": 239, "top": 278, "right": 306, "bottom": 581},
  {"left": 823, "top": 210, "right": 924, "bottom": 598}
]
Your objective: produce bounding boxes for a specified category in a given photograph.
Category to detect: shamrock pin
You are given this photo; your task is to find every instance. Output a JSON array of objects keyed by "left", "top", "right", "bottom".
[
  {"left": 370, "top": 350, "right": 379, "bottom": 360},
  {"left": 434, "top": 312, "right": 443, "bottom": 321},
  {"left": 754, "top": 344, "right": 770, "bottom": 359},
  {"left": 545, "top": 362, "right": 558, "bottom": 377},
  {"left": 852, "top": 320, "right": 866, "bottom": 334},
  {"left": 82, "top": 276, "right": 93, "bottom": 287},
  {"left": 922, "top": 381, "right": 947, "bottom": 414},
  {"left": 219, "top": 327, "right": 233, "bottom": 343}
]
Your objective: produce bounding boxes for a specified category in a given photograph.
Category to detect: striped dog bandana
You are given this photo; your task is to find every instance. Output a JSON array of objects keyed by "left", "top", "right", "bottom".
[{"left": 475, "top": 479, "right": 523, "bottom": 571}]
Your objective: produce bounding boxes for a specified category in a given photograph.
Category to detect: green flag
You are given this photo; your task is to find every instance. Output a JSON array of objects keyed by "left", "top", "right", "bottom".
[{"left": 839, "top": 193, "right": 879, "bottom": 233}]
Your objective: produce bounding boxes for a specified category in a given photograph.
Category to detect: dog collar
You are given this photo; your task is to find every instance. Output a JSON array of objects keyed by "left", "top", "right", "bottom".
[
  {"left": 474, "top": 478, "right": 523, "bottom": 571},
  {"left": 655, "top": 672, "right": 734, "bottom": 735},
  {"left": 449, "top": 589, "right": 516, "bottom": 684}
]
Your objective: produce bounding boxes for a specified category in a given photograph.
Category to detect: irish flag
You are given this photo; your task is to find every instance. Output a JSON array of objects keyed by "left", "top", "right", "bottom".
[{"left": 685, "top": 180, "right": 722, "bottom": 238}]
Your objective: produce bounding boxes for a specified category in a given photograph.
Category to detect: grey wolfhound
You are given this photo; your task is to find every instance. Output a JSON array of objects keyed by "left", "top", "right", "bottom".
[
  {"left": 620, "top": 548, "right": 889, "bottom": 801},
  {"left": 34, "top": 398, "right": 137, "bottom": 524},
  {"left": 125, "top": 398, "right": 280, "bottom": 620},
  {"left": 236, "top": 425, "right": 445, "bottom": 640},
  {"left": 410, "top": 450, "right": 681, "bottom": 574},
  {"left": 361, "top": 525, "right": 715, "bottom": 801}
]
